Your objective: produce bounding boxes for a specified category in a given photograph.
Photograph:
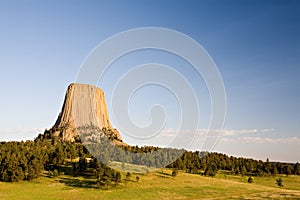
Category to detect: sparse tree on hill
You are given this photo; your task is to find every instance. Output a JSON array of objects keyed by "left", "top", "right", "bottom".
[
  {"left": 276, "top": 178, "right": 283, "bottom": 188},
  {"left": 172, "top": 169, "right": 178, "bottom": 177},
  {"left": 125, "top": 172, "right": 131, "bottom": 183},
  {"left": 136, "top": 176, "right": 140, "bottom": 182},
  {"left": 248, "top": 177, "right": 253, "bottom": 183}
]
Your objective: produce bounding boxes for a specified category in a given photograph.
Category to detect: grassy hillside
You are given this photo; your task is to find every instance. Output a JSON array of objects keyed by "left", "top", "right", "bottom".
[{"left": 1, "top": 169, "right": 300, "bottom": 200}]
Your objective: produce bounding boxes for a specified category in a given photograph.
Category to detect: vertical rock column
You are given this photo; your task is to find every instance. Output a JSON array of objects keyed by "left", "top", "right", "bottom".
[{"left": 51, "top": 83, "right": 121, "bottom": 142}]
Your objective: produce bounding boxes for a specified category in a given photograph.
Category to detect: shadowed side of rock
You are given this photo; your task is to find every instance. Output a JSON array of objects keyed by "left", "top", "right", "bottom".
[{"left": 50, "top": 83, "right": 123, "bottom": 144}]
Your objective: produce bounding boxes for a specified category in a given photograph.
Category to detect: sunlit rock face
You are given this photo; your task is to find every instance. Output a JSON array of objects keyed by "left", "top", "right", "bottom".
[{"left": 51, "top": 83, "right": 122, "bottom": 143}]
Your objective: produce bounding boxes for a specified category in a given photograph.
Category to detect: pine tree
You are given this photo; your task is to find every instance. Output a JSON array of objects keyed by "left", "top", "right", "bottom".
[{"left": 276, "top": 178, "right": 283, "bottom": 187}]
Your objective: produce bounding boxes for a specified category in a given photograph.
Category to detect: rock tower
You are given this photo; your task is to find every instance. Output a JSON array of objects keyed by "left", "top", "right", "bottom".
[{"left": 50, "top": 83, "right": 122, "bottom": 142}]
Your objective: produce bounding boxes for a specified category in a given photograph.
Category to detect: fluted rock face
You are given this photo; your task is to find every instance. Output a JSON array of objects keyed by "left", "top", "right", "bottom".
[{"left": 51, "top": 83, "right": 122, "bottom": 142}]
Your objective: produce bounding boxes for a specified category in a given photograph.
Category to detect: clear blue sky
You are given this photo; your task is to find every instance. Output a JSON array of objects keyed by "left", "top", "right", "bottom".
[{"left": 0, "top": 0, "right": 299, "bottom": 162}]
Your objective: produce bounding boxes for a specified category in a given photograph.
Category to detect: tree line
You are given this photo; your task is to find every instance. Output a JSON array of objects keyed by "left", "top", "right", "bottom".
[
  {"left": 0, "top": 128, "right": 299, "bottom": 183},
  {"left": 167, "top": 151, "right": 300, "bottom": 177}
]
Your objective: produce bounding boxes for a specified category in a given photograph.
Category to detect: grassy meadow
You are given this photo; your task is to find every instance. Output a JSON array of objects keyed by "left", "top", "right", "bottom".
[{"left": 0, "top": 169, "right": 300, "bottom": 200}]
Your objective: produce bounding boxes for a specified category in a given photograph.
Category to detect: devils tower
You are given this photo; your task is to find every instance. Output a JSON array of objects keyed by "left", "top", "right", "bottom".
[{"left": 50, "top": 83, "right": 123, "bottom": 143}]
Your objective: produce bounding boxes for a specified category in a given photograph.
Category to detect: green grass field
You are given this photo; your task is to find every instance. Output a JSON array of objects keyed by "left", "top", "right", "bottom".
[{"left": 1, "top": 169, "right": 300, "bottom": 200}]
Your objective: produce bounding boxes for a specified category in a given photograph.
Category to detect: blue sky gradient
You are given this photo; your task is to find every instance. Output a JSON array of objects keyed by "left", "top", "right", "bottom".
[{"left": 0, "top": 0, "right": 299, "bottom": 162}]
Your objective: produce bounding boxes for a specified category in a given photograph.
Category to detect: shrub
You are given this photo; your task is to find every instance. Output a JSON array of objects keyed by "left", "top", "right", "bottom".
[
  {"left": 172, "top": 169, "right": 178, "bottom": 177},
  {"left": 276, "top": 178, "right": 283, "bottom": 187},
  {"left": 248, "top": 177, "right": 253, "bottom": 183},
  {"left": 136, "top": 176, "right": 140, "bottom": 182}
]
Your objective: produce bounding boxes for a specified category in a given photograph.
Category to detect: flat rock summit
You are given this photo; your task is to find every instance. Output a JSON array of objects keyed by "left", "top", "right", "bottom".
[{"left": 50, "top": 83, "right": 123, "bottom": 143}]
